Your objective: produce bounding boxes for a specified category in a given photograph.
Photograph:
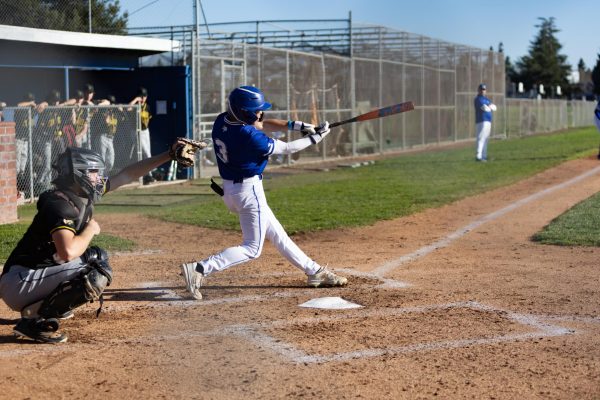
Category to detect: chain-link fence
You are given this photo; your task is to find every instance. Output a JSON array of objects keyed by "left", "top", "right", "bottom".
[
  {"left": 3, "top": 15, "right": 597, "bottom": 185},
  {"left": 189, "top": 26, "right": 507, "bottom": 173},
  {"left": 3, "top": 104, "right": 139, "bottom": 202},
  {"left": 504, "top": 99, "right": 597, "bottom": 137}
]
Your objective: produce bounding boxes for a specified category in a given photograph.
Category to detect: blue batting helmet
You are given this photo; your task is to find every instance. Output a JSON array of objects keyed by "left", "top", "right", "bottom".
[{"left": 227, "top": 86, "right": 272, "bottom": 124}]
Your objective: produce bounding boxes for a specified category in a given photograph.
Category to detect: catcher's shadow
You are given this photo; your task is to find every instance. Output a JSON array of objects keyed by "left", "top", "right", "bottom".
[
  {"left": 0, "top": 317, "right": 20, "bottom": 326},
  {"left": 0, "top": 318, "right": 34, "bottom": 345}
]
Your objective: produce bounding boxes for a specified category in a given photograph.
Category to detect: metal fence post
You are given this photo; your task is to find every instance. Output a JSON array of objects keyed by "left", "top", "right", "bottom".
[
  {"left": 321, "top": 53, "right": 327, "bottom": 161},
  {"left": 286, "top": 50, "right": 291, "bottom": 166},
  {"left": 27, "top": 107, "right": 34, "bottom": 202},
  {"left": 136, "top": 104, "right": 143, "bottom": 186},
  {"left": 378, "top": 27, "right": 383, "bottom": 154}
]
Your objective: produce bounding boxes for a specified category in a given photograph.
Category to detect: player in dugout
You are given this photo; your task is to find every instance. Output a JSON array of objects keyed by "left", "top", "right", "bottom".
[{"left": 0, "top": 139, "right": 208, "bottom": 343}]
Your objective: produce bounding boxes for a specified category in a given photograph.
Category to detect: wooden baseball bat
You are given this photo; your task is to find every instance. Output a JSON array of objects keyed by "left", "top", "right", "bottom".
[{"left": 329, "top": 101, "right": 415, "bottom": 128}]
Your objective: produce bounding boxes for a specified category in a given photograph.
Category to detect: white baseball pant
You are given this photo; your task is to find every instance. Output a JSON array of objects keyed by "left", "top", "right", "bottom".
[
  {"left": 199, "top": 175, "right": 322, "bottom": 276},
  {"left": 139, "top": 128, "right": 152, "bottom": 159},
  {"left": 475, "top": 121, "right": 491, "bottom": 160},
  {"left": 16, "top": 138, "right": 28, "bottom": 176},
  {"left": 99, "top": 134, "right": 115, "bottom": 173}
]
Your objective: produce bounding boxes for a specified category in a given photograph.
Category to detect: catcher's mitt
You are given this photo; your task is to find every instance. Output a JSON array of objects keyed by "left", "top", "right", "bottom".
[{"left": 169, "top": 137, "right": 211, "bottom": 167}]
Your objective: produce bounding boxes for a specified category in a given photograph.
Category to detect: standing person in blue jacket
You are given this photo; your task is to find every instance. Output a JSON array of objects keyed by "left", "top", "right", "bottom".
[
  {"left": 474, "top": 83, "right": 497, "bottom": 162},
  {"left": 180, "top": 86, "right": 348, "bottom": 300}
]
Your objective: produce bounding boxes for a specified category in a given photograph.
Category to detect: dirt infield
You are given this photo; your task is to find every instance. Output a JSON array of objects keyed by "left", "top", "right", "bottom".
[{"left": 1, "top": 157, "right": 600, "bottom": 399}]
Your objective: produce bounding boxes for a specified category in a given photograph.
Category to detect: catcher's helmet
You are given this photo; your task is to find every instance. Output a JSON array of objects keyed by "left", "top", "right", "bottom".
[
  {"left": 52, "top": 148, "right": 107, "bottom": 202},
  {"left": 227, "top": 86, "right": 272, "bottom": 125}
]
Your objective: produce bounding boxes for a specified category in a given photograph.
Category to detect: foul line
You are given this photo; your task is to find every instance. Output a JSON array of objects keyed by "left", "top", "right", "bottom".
[{"left": 373, "top": 165, "right": 600, "bottom": 276}]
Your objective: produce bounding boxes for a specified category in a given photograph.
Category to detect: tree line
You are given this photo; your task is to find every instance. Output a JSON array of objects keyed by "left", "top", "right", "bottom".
[
  {"left": 0, "top": 0, "right": 127, "bottom": 34},
  {"left": 503, "top": 17, "right": 599, "bottom": 99}
]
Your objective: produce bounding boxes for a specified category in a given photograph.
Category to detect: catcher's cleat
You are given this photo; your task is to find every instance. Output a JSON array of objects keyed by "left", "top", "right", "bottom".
[
  {"left": 57, "top": 310, "right": 75, "bottom": 320},
  {"left": 307, "top": 267, "right": 348, "bottom": 288},
  {"left": 13, "top": 318, "right": 68, "bottom": 344},
  {"left": 180, "top": 262, "right": 204, "bottom": 300}
]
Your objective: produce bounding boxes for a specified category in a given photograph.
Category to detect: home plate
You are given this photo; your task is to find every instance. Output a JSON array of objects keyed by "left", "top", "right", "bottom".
[{"left": 299, "top": 297, "right": 363, "bottom": 309}]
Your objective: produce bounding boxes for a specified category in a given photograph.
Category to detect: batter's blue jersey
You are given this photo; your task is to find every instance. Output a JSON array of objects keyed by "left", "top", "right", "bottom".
[
  {"left": 212, "top": 112, "right": 275, "bottom": 180},
  {"left": 474, "top": 95, "right": 493, "bottom": 123}
]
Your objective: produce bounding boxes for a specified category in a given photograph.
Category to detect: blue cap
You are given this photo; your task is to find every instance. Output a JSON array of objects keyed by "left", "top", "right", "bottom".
[{"left": 478, "top": 83, "right": 487, "bottom": 91}]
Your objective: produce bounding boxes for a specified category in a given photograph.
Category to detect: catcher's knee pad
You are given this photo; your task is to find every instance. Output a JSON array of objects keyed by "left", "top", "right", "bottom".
[{"left": 38, "top": 259, "right": 113, "bottom": 319}]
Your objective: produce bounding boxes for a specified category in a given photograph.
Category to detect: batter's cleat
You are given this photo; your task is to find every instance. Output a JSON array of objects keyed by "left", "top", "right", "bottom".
[
  {"left": 13, "top": 318, "right": 68, "bottom": 344},
  {"left": 307, "top": 267, "right": 348, "bottom": 288},
  {"left": 180, "top": 262, "right": 204, "bottom": 300}
]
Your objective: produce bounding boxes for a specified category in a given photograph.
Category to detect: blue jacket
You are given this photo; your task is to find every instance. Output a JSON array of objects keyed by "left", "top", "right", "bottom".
[{"left": 474, "top": 95, "right": 493, "bottom": 123}]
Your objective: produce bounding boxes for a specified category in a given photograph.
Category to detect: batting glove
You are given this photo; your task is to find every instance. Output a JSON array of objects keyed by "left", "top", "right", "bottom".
[
  {"left": 309, "top": 121, "right": 330, "bottom": 144},
  {"left": 288, "top": 120, "right": 316, "bottom": 135}
]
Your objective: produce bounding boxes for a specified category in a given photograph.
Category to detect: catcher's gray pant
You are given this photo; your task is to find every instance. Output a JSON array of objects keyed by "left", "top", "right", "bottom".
[
  {"left": 199, "top": 175, "right": 322, "bottom": 276},
  {"left": 475, "top": 121, "right": 491, "bottom": 160},
  {"left": 0, "top": 259, "right": 87, "bottom": 315}
]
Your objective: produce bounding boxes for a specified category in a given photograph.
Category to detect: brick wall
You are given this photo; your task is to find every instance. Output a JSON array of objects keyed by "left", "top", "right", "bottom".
[{"left": 0, "top": 121, "right": 18, "bottom": 224}]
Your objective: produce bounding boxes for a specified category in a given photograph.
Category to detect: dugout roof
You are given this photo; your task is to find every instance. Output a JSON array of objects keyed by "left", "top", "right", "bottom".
[
  {"left": 0, "top": 24, "right": 179, "bottom": 69},
  {"left": 0, "top": 24, "right": 180, "bottom": 103}
]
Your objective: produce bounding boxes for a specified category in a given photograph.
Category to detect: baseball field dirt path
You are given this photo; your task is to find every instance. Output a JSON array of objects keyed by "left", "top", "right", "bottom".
[{"left": 1, "top": 157, "right": 599, "bottom": 399}]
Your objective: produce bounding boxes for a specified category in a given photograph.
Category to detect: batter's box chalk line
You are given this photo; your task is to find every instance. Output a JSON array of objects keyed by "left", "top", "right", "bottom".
[{"left": 220, "top": 301, "right": 574, "bottom": 364}]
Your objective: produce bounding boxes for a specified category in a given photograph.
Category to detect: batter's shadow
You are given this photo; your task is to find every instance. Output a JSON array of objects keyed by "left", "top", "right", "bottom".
[
  {"left": 103, "top": 283, "right": 310, "bottom": 302},
  {"left": 103, "top": 287, "right": 184, "bottom": 302}
]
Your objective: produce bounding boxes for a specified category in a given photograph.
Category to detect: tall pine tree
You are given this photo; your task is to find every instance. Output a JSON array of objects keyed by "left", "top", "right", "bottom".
[{"left": 515, "top": 17, "right": 571, "bottom": 97}]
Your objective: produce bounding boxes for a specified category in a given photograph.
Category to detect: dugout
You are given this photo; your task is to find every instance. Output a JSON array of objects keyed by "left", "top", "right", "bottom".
[{"left": 0, "top": 24, "right": 190, "bottom": 177}]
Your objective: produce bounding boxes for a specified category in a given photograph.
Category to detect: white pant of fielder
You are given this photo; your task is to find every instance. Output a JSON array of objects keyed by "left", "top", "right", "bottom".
[
  {"left": 475, "top": 121, "right": 491, "bottom": 160},
  {"left": 139, "top": 128, "right": 152, "bottom": 159},
  {"left": 199, "top": 175, "right": 322, "bottom": 276}
]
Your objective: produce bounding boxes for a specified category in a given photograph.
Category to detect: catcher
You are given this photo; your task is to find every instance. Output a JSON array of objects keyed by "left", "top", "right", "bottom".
[{"left": 0, "top": 138, "right": 208, "bottom": 343}]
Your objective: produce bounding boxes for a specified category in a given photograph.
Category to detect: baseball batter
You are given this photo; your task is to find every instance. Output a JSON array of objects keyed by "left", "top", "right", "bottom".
[
  {"left": 474, "top": 83, "right": 496, "bottom": 162},
  {"left": 180, "top": 86, "right": 348, "bottom": 300}
]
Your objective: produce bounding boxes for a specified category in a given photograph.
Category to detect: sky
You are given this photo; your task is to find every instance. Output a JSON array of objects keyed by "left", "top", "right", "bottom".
[{"left": 120, "top": 0, "right": 599, "bottom": 72}]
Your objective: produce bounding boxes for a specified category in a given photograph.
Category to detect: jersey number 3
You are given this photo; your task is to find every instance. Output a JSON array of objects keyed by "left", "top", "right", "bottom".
[{"left": 214, "top": 139, "right": 228, "bottom": 163}]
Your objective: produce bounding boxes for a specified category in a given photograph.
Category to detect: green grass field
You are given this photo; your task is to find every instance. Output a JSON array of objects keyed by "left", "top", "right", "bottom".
[
  {"left": 150, "top": 127, "right": 599, "bottom": 234},
  {"left": 1, "top": 126, "right": 598, "bottom": 263},
  {"left": 533, "top": 190, "right": 600, "bottom": 246}
]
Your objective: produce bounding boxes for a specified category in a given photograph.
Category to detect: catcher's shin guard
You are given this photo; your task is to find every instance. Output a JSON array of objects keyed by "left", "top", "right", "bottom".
[{"left": 37, "top": 258, "right": 113, "bottom": 319}]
